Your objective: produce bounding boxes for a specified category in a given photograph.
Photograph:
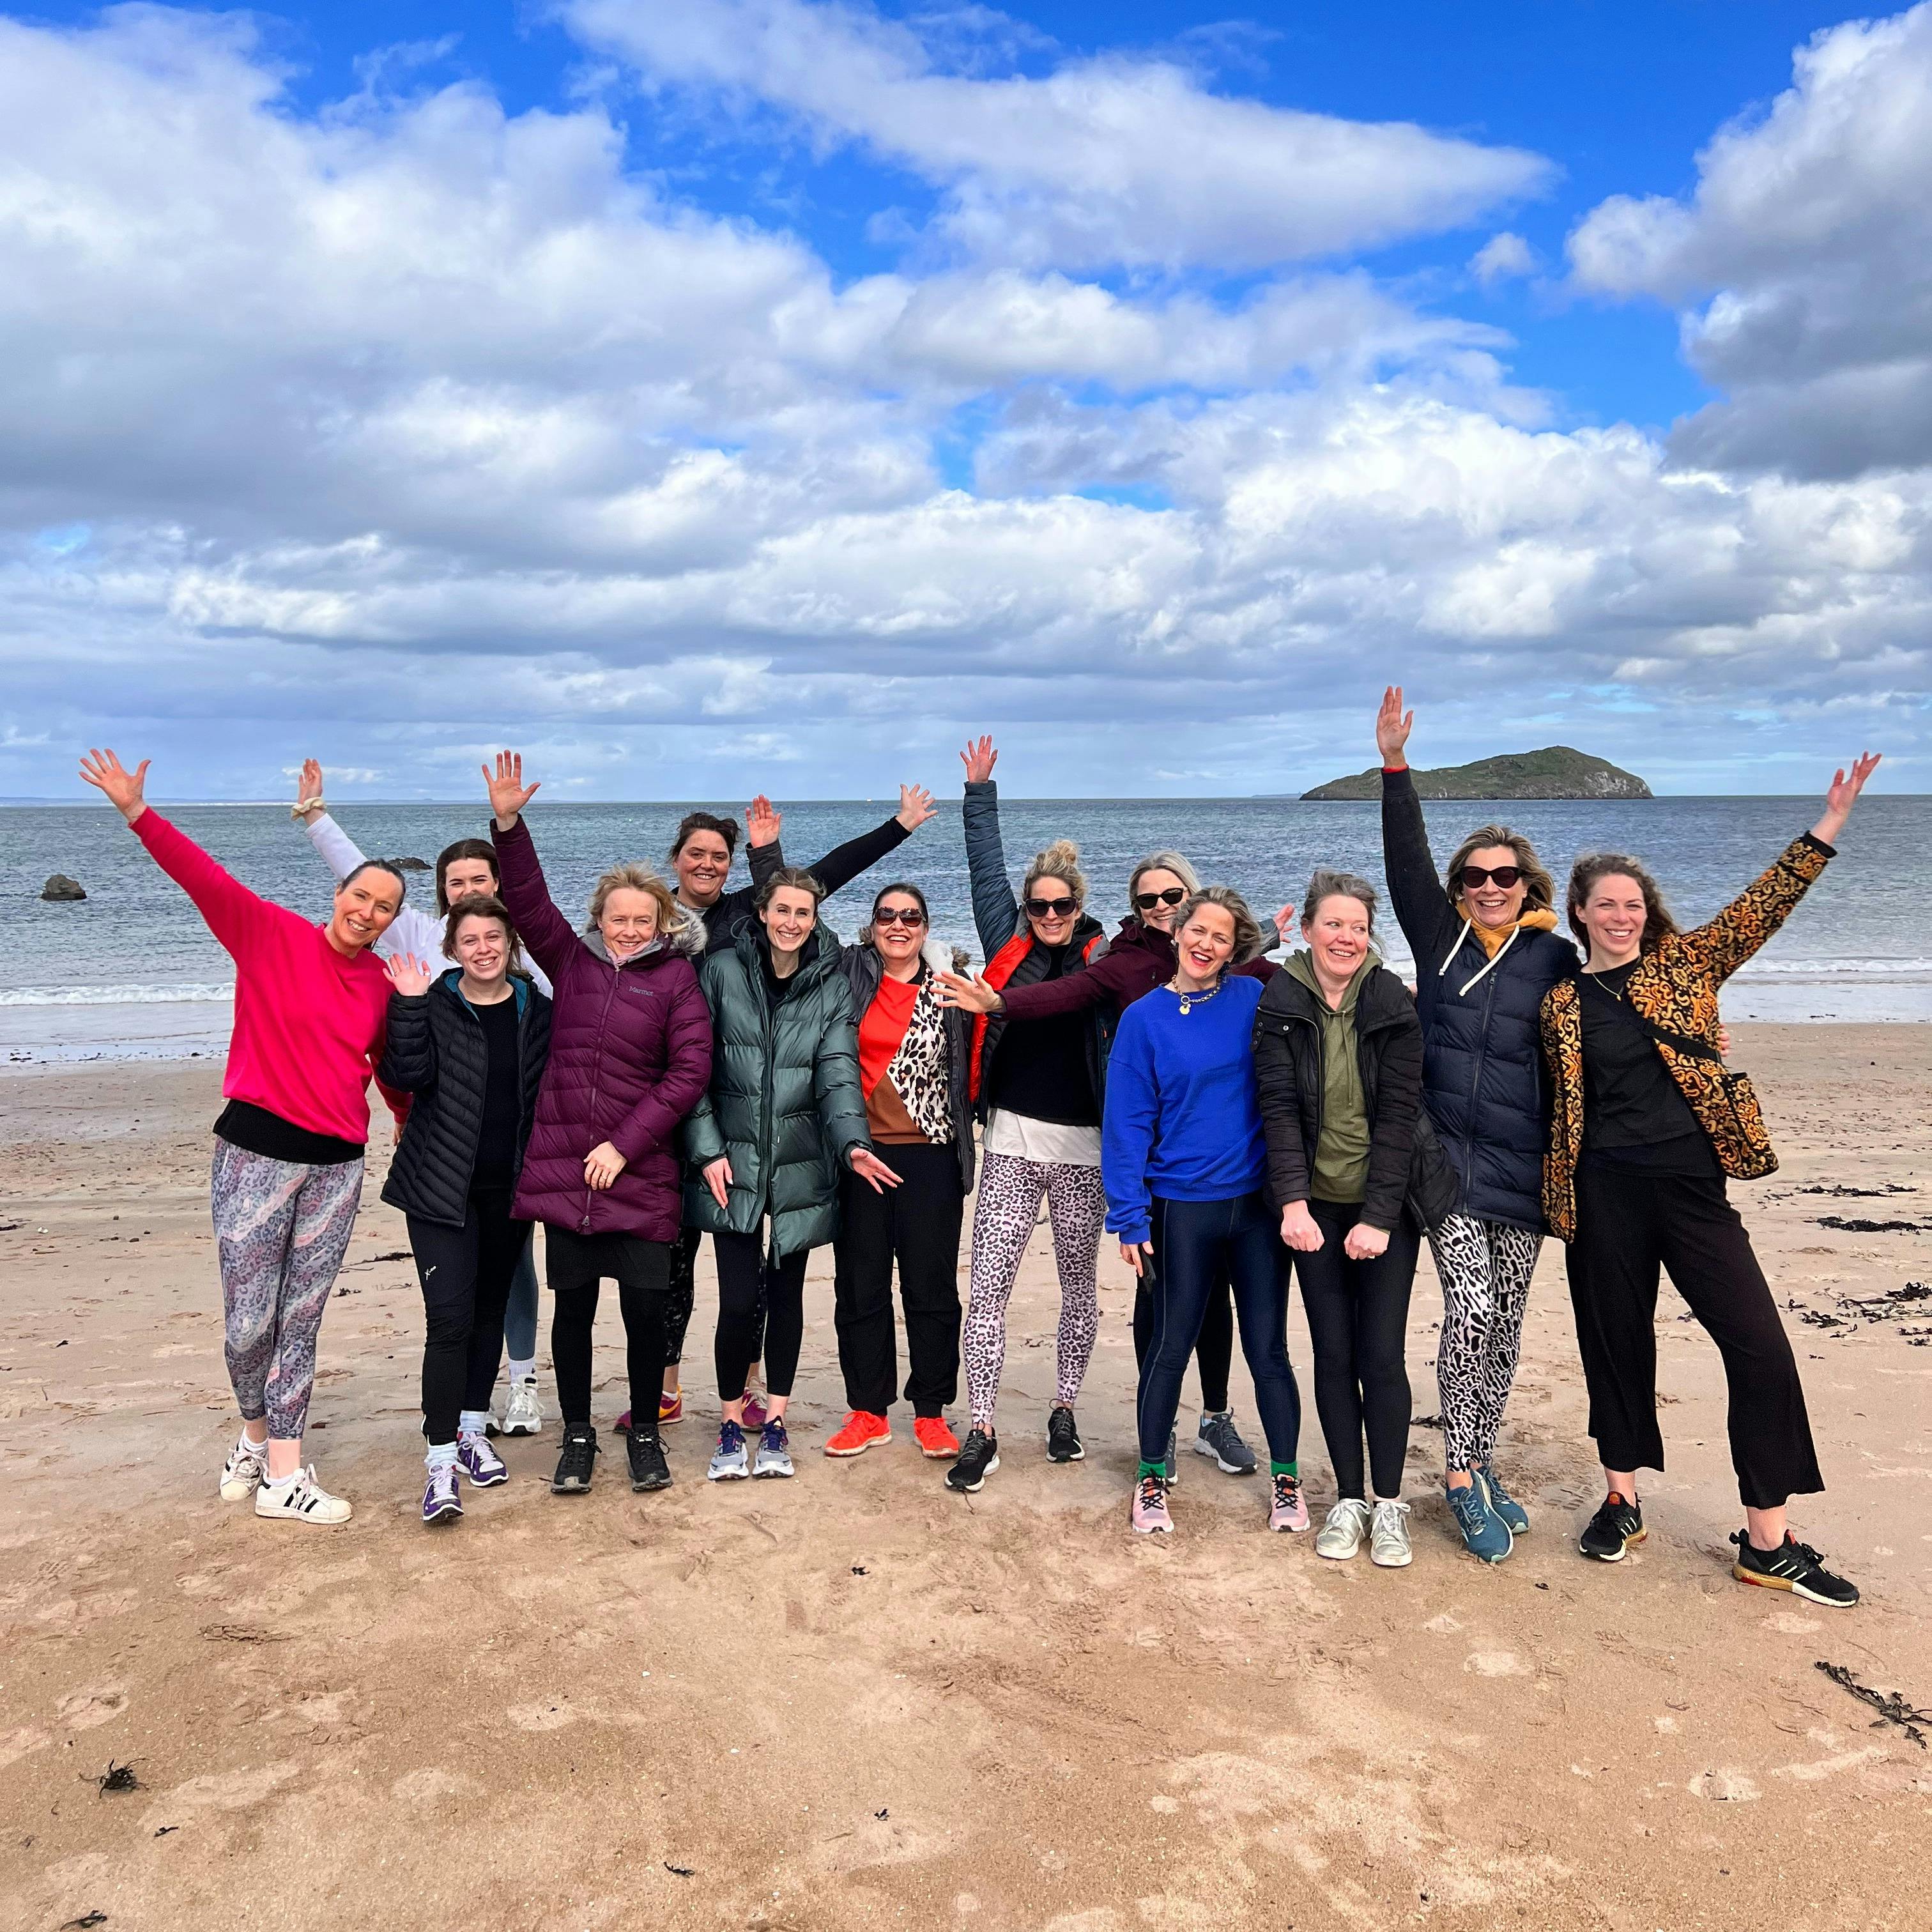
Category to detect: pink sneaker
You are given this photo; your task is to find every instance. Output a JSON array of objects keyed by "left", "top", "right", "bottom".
[
  {"left": 740, "top": 1390, "right": 770, "bottom": 1430},
  {"left": 1269, "top": 1472, "right": 1310, "bottom": 1533},
  {"left": 1131, "top": 1472, "right": 1173, "bottom": 1535}
]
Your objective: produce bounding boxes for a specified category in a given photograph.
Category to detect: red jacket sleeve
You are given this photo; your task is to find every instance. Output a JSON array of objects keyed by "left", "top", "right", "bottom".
[
  {"left": 490, "top": 816, "right": 581, "bottom": 983},
  {"left": 608, "top": 958, "right": 715, "bottom": 1165},
  {"left": 132, "top": 808, "right": 282, "bottom": 962}
]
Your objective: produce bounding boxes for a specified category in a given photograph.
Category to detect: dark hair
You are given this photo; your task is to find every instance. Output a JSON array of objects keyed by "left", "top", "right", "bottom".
[
  {"left": 341, "top": 858, "right": 406, "bottom": 903},
  {"left": 1445, "top": 824, "right": 1554, "bottom": 915},
  {"left": 1301, "top": 868, "right": 1377, "bottom": 931},
  {"left": 669, "top": 811, "right": 740, "bottom": 862},
  {"left": 441, "top": 891, "right": 525, "bottom": 973},
  {"left": 1565, "top": 854, "right": 1679, "bottom": 950},
  {"left": 871, "top": 880, "right": 929, "bottom": 921},
  {"left": 754, "top": 867, "right": 825, "bottom": 914},
  {"left": 434, "top": 838, "right": 500, "bottom": 917}
]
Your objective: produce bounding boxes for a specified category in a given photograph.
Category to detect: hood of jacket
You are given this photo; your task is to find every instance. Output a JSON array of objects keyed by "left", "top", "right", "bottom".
[
  {"left": 581, "top": 898, "right": 707, "bottom": 967},
  {"left": 729, "top": 914, "right": 842, "bottom": 991},
  {"left": 1282, "top": 946, "right": 1379, "bottom": 1015}
]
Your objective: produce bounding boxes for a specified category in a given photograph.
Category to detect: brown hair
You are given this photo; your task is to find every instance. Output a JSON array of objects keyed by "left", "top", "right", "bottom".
[
  {"left": 441, "top": 891, "right": 526, "bottom": 974},
  {"left": 1176, "top": 885, "right": 1267, "bottom": 966},
  {"left": 1565, "top": 854, "right": 1679, "bottom": 950},
  {"left": 586, "top": 862, "right": 678, "bottom": 935},
  {"left": 1444, "top": 824, "right": 1554, "bottom": 915},
  {"left": 754, "top": 866, "right": 826, "bottom": 914},
  {"left": 668, "top": 811, "right": 740, "bottom": 862},
  {"left": 1023, "top": 838, "right": 1086, "bottom": 908},
  {"left": 433, "top": 837, "right": 499, "bottom": 916},
  {"left": 1301, "top": 868, "right": 1377, "bottom": 931},
  {"left": 340, "top": 857, "right": 406, "bottom": 905}
]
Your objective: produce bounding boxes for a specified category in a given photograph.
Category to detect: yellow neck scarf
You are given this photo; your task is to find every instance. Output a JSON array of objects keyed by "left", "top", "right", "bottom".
[{"left": 1460, "top": 904, "right": 1558, "bottom": 957}]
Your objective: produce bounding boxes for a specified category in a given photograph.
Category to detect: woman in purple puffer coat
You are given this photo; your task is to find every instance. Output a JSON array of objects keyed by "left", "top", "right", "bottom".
[{"left": 486, "top": 753, "right": 712, "bottom": 1500}]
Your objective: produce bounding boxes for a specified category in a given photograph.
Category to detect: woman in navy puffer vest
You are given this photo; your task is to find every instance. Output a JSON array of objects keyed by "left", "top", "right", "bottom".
[{"left": 1376, "top": 689, "right": 1577, "bottom": 1564}]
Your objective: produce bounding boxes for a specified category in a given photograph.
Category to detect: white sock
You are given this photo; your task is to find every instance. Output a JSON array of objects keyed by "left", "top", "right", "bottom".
[
  {"left": 507, "top": 1358, "right": 536, "bottom": 1383},
  {"left": 425, "top": 1441, "right": 459, "bottom": 1472},
  {"left": 458, "top": 1409, "right": 491, "bottom": 1441},
  {"left": 238, "top": 1426, "right": 268, "bottom": 1457}
]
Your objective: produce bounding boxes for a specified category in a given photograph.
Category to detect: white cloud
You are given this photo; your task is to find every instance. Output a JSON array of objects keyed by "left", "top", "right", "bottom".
[
  {"left": 1568, "top": 3, "right": 1932, "bottom": 477},
  {"left": 567, "top": 0, "right": 1552, "bottom": 270},
  {"left": 1470, "top": 231, "right": 1536, "bottom": 286}
]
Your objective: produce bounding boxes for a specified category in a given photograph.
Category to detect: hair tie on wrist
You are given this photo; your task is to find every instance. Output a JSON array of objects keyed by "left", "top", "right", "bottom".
[{"left": 292, "top": 800, "right": 325, "bottom": 820}]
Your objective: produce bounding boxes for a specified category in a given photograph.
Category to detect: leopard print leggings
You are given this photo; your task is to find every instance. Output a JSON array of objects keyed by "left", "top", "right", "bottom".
[
  {"left": 1429, "top": 1211, "right": 1542, "bottom": 1473},
  {"left": 961, "top": 1152, "right": 1107, "bottom": 1430}
]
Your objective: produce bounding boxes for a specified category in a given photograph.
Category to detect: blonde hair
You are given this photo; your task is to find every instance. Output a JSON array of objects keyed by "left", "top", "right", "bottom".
[
  {"left": 1445, "top": 824, "right": 1554, "bottom": 915},
  {"left": 1302, "top": 868, "right": 1378, "bottom": 931},
  {"left": 586, "top": 862, "right": 677, "bottom": 935},
  {"left": 1127, "top": 849, "right": 1199, "bottom": 912},
  {"left": 1023, "top": 838, "right": 1087, "bottom": 907}
]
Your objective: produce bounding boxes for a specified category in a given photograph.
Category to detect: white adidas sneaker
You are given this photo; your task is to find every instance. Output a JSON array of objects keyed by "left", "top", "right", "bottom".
[
  {"left": 218, "top": 1432, "right": 269, "bottom": 1502},
  {"left": 254, "top": 1465, "right": 353, "bottom": 1525}
]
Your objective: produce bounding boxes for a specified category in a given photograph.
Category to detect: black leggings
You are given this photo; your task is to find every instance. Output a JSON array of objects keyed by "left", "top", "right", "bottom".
[
  {"left": 1567, "top": 1158, "right": 1821, "bottom": 1509},
  {"left": 663, "top": 1225, "right": 702, "bottom": 1367},
  {"left": 544, "top": 1225, "right": 671, "bottom": 1439},
  {"left": 1292, "top": 1198, "right": 1421, "bottom": 1500},
  {"left": 1132, "top": 1274, "right": 1232, "bottom": 1414},
  {"left": 408, "top": 1191, "right": 528, "bottom": 1446},
  {"left": 714, "top": 1229, "right": 810, "bottom": 1402}
]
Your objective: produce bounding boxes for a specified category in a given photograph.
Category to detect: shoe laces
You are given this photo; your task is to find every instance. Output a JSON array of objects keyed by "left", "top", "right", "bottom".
[
  {"left": 761, "top": 1420, "right": 788, "bottom": 1449},
  {"left": 1137, "top": 1473, "right": 1167, "bottom": 1512},
  {"left": 718, "top": 1420, "right": 745, "bottom": 1452}
]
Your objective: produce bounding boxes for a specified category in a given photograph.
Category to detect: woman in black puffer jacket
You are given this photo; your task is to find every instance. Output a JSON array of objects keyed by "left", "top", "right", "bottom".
[{"left": 380, "top": 894, "right": 551, "bottom": 1526}]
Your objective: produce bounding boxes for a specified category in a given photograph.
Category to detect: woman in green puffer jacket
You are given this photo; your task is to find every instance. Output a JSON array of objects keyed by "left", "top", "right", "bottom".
[{"left": 684, "top": 868, "right": 903, "bottom": 1481}]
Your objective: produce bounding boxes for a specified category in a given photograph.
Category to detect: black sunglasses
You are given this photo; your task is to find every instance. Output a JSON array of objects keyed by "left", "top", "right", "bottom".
[
  {"left": 873, "top": 906, "right": 927, "bottom": 926},
  {"left": 1459, "top": 864, "right": 1522, "bottom": 891},
  {"left": 1025, "top": 895, "right": 1078, "bottom": 919},
  {"left": 1134, "top": 887, "right": 1187, "bottom": 910}
]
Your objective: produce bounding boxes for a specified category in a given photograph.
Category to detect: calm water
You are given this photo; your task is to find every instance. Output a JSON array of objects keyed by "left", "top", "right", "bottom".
[{"left": 2, "top": 794, "right": 1928, "bottom": 1059}]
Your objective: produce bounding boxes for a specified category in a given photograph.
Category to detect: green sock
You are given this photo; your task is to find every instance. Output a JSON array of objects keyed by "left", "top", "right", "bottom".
[
  {"left": 1137, "top": 1459, "right": 1166, "bottom": 1480},
  {"left": 1269, "top": 1460, "right": 1299, "bottom": 1479}
]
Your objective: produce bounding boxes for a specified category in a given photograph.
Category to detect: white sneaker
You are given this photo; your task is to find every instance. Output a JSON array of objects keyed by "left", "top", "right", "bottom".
[
  {"left": 219, "top": 1433, "right": 268, "bottom": 1502},
  {"left": 1315, "top": 1497, "right": 1372, "bottom": 1560},
  {"left": 254, "top": 1465, "right": 353, "bottom": 1525},
  {"left": 1370, "top": 1498, "right": 1414, "bottom": 1568},
  {"left": 496, "top": 1374, "right": 543, "bottom": 1438}
]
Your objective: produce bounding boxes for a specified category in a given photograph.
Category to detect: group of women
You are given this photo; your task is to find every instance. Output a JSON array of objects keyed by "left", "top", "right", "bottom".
[{"left": 77, "top": 700, "right": 1880, "bottom": 1609}]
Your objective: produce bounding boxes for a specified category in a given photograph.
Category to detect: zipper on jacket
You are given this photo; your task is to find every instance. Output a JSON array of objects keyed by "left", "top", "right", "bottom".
[{"left": 583, "top": 967, "right": 618, "bottom": 1234}]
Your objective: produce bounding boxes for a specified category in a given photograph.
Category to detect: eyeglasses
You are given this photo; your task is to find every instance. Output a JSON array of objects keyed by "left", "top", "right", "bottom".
[
  {"left": 873, "top": 907, "right": 926, "bottom": 927},
  {"left": 1459, "top": 864, "right": 1522, "bottom": 891},
  {"left": 1025, "top": 896, "right": 1077, "bottom": 919},
  {"left": 1134, "top": 887, "right": 1187, "bottom": 910}
]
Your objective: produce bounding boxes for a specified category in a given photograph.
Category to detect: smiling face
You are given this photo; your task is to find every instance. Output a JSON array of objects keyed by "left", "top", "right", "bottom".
[
  {"left": 1174, "top": 903, "right": 1236, "bottom": 984},
  {"left": 762, "top": 884, "right": 818, "bottom": 956},
  {"left": 1459, "top": 843, "right": 1529, "bottom": 931},
  {"left": 1577, "top": 872, "right": 1647, "bottom": 965},
  {"left": 1024, "top": 875, "right": 1078, "bottom": 947},
  {"left": 440, "top": 853, "right": 498, "bottom": 911},
  {"left": 329, "top": 870, "right": 403, "bottom": 953},
  {"left": 599, "top": 887, "right": 661, "bottom": 960},
  {"left": 871, "top": 892, "right": 927, "bottom": 967},
  {"left": 1132, "top": 867, "right": 1191, "bottom": 935},
  {"left": 673, "top": 830, "right": 733, "bottom": 907},
  {"left": 451, "top": 911, "right": 512, "bottom": 986},
  {"left": 1302, "top": 893, "right": 1372, "bottom": 985}
]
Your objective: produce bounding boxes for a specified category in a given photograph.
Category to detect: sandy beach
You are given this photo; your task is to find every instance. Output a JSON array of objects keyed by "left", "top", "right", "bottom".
[{"left": 1, "top": 1023, "right": 1928, "bottom": 1931}]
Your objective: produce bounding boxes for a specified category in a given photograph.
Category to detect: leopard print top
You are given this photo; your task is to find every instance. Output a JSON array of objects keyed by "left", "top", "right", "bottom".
[
  {"left": 883, "top": 978, "right": 956, "bottom": 1146},
  {"left": 1539, "top": 833, "right": 1831, "bottom": 1241}
]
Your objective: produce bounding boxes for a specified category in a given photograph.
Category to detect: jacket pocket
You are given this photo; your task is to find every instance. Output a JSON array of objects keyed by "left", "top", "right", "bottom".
[{"left": 1710, "top": 1067, "right": 1777, "bottom": 1181}]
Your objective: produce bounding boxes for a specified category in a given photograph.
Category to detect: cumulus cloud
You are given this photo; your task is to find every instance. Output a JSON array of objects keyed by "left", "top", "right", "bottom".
[
  {"left": 1569, "top": 3, "right": 1932, "bottom": 477},
  {"left": 1470, "top": 231, "right": 1536, "bottom": 287},
  {"left": 567, "top": 0, "right": 1552, "bottom": 270}
]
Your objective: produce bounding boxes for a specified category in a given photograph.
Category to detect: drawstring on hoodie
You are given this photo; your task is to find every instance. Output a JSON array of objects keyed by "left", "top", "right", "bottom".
[{"left": 1438, "top": 919, "right": 1524, "bottom": 999}]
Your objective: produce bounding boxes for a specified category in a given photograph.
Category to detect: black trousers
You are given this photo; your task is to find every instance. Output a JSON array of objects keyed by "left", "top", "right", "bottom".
[
  {"left": 832, "top": 1144, "right": 964, "bottom": 1417},
  {"left": 1292, "top": 1198, "right": 1421, "bottom": 1500},
  {"left": 663, "top": 1225, "right": 702, "bottom": 1367},
  {"left": 408, "top": 1190, "right": 528, "bottom": 1446},
  {"left": 1566, "top": 1158, "right": 1822, "bottom": 1509},
  {"left": 544, "top": 1225, "right": 671, "bottom": 1439},
  {"left": 713, "top": 1230, "right": 810, "bottom": 1401},
  {"left": 1131, "top": 1273, "right": 1233, "bottom": 1414}
]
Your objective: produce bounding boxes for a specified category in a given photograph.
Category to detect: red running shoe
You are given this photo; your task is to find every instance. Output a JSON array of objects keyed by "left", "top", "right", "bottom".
[
  {"left": 824, "top": 1411, "right": 891, "bottom": 1456},
  {"left": 914, "top": 1416, "right": 960, "bottom": 1459}
]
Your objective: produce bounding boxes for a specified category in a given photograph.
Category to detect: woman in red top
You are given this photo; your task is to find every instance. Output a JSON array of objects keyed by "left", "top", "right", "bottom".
[{"left": 80, "top": 749, "right": 414, "bottom": 1527}]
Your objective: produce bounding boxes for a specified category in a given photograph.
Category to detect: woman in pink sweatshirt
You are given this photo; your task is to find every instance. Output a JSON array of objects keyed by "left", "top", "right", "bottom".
[{"left": 80, "top": 749, "right": 417, "bottom": 1526}]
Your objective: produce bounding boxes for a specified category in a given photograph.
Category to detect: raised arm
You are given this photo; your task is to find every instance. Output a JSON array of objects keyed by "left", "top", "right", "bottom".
[
  {"left": 744, "top": 794, "right": 785, "bottom": 894},
  {"left": 484, "top": 753, "right": 578, "bottom": 981},
  {"left": 1376, "top": 688, "right": 1459, "bottom": 962},
  {"left": 290, "top": 757, "right": 368, "bottom": 885},
  {"left": 798, "top": 784, "right": 933, "bottom": 900},
  {"left": 960, "top": 737, "right": 1021, "bottom": 955}
]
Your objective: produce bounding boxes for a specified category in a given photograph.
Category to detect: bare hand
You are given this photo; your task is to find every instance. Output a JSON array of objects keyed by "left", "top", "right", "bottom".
[
  {"left": 1280, "top": 1201, "right": 1324, "bottom": 1253},
  {"left": 703, "top": 1156, "right": 733, "bottom": 1209},
  {"left": 1119, "top": 1239, "right": 1153, "bottom": 1276},
  {"left": 960, "top": 735, "right": 998, "bottom": 786},
  {"left": 1716, "top": 1021, "right": 1731, "bottom": 1058},
  {"left": 896, "top": 783, "right": 937, "bottom": 833},
  {"left": 746, "top": 794, "right": 781, "bottom": 848},
  {"left": 1272, "top": 904, "right": 1294, "bottom": 944},
  {"left": 849, "top": 1147, "right": 903, "bottom": 1194},
  {"left": 1376, "top": 685, "right": 1413, "bottom": 769},
  {"left": 482, "top": 751, "right": 540, "bottom": 830},
  {"left": 296, "top": 757, "right": 325, "bottom": 816},
  {"left": 584, "top": 1141, "right": 627, "bottom": 1190},
  {"left": 384, "top": 952, "right": 434, "bottom": 998},
  {"left": 1813, "top": 751, "right": 1881, "bottom": 846},
  {"left": 1344, "top": 1222, "right": 1390, "bottom": 1261},
  {"left": 935, "top": 968, "right": 1000, "bottom": 1014},
  {"left": 79, "top": 747, "right": 151, "bottom": 823}
]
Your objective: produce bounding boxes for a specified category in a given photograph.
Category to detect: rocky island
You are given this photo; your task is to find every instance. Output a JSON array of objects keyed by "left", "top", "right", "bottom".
[{"left": 1300, "top": 745, "right": 1652, "bottom": 802}]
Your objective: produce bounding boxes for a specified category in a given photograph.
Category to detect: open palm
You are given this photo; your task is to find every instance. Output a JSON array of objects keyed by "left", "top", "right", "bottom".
[
  {"left": 79, "top": 747, "right": 150, "bottom": 822},
  {"left": 960, "top": 735, "right": 997, "bottom": 785},
  {"left": 1376, "top": 686, "right": 1413, "bottom": 765},
  {"left": 483, "top": 751, "right": 540, "bottom": 827}
]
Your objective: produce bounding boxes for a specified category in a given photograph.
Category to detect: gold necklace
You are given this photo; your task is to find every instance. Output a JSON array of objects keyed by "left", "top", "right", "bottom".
[{"left": 1170, "top": 976, "right": 1222, "bottom": 1016}]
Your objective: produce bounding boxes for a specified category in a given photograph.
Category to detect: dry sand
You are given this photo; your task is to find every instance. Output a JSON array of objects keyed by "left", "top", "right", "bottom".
[{"left": 1, "top": 1025, "right": 1929, "bottom": 1931}]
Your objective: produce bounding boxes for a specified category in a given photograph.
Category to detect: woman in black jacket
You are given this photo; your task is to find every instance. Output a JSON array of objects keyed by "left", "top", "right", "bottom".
[
  {"left": 1255, "top": 870, "right": 1454, "bottom": 1571},
  {"left": 381, "top": 894, "right": 552, "bottom": 1526}
]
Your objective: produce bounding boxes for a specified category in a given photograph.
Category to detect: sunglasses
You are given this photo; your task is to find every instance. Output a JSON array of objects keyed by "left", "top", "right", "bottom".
[
  {"left": 873, "top": 907, "right": 927, "bottom": 927},
  {"left": 1459, "top": 864, "right": 1522, "bottom": 891},
  {"left": 1134, "top": 887, "right": 1187, "bottom": 910},
  {"left": 1025, "top": 896, "right": 1078, "bottom": 919}
]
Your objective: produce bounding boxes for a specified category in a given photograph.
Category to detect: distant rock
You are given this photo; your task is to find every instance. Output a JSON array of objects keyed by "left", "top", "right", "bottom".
[
  {"left": 394, "top": 856, "right": 431, "bottom": 871},
  {"left": 41, "top": 873, "right": 86, "bottom": 901},
  {"left": 1301, "top": 746, "right": 1652, "bottom": 802}
]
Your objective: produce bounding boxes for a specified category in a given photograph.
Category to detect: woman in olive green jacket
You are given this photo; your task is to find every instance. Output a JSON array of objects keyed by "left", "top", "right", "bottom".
[{"left": 684, "top": 868, "right": 901, "bottom": 1479}]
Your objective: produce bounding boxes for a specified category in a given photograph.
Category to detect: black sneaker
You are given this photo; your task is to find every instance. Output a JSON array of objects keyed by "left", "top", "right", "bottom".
[
  {"left": 627, "top": 1432, "right": 671, "bottom": 1493},
  {"left": 1046, "top": 1405, "right": 1084, "bottom": 1463},
  {"left": 550, "top": 1427, "right": 599, "bottom": 1494},
  {"left": 945, "top": 1427, "right": 1000, "bottom": 1493},
  {"left": 1731, "top": 1530, "right": 1860, "bottom": 1608},
  {"left": 1578, "top": 1491, "right": 1645, "bottom": 1561}
]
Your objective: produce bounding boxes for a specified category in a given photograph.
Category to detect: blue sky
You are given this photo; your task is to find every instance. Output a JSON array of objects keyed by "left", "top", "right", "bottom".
[{"left": 2, "top": 0, "right": 1927, "bottom": 798}]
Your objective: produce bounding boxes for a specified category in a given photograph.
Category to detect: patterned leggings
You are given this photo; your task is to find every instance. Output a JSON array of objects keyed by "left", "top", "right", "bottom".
[
  {"left": 1429, "top": 1211, "right": 1542, "bottom": 1473},
  {"left": 961, "top": 1152, "right": 1107, "bottom": 1430},
  {"left": 210, "top": 1138, "right": 363, "bottom": 1441}
]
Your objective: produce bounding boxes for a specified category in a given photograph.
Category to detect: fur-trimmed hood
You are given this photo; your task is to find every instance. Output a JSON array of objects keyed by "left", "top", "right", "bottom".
[{"left": 581, "top": 895, "right": 708, "bottom": 965}]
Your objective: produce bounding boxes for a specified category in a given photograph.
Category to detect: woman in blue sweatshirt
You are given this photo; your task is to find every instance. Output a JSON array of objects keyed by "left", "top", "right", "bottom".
[{"left": 1103, "top": 887, "right": 1305, "bottom": 1538}]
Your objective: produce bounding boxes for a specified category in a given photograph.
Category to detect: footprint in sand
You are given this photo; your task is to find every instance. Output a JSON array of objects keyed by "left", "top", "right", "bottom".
[
  {"left": 1762, "top": 1610, "right": 1821, "bottom": 1634},
  {"left": 56, "top": 1683, "right": 128, "bottom": 1730},
  {"left": 1464, "top": 1652, "right": 1532, "bottom": 1678}
]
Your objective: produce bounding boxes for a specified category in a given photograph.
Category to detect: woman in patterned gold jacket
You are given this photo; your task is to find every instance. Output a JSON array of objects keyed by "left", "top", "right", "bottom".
[{"left": 1539, "top": 753, "right": 1881, "bottom": 1609}]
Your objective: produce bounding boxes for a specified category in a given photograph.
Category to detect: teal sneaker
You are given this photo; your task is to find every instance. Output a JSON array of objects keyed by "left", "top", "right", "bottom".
[
  {"left": 1478, "top": 1466, "right": 1529, "bottom": 1535},
  {"left": 1447, "top": 1479, "right": 1514, "bottom": 1563}
]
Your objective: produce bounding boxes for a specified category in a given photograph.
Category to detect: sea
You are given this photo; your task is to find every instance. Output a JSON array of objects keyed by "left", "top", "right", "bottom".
[{"left": 2, "top": 794, "right": 1928, "bottom": 1063}]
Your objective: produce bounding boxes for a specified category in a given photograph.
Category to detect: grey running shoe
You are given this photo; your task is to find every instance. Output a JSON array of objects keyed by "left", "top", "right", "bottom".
[
  {"left": 1195, "top": 1409, "right": 1257, "bottom": 1475},
  {"left": 1370, "top": 1499, "right": 1413, "bottom": 1568},
  {"left": 493, "top": 1374, "right": 542, "bottom": 1438},
  {"left": 752, "top": 1420, "right": 794, "bottom": 1479},
  {"left": 1448, "top": 1480, "right": 1513, "bottom": 1563},
  {"left": 1315, "top": 1497, "right": 1372, "bottom": 1560},
  {"left": 708, "top": 1420, "right": 751, "bottom": 1482},
  {"left": 1478, "top": 1465, "right": 1529, "bottom": 1535}
]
